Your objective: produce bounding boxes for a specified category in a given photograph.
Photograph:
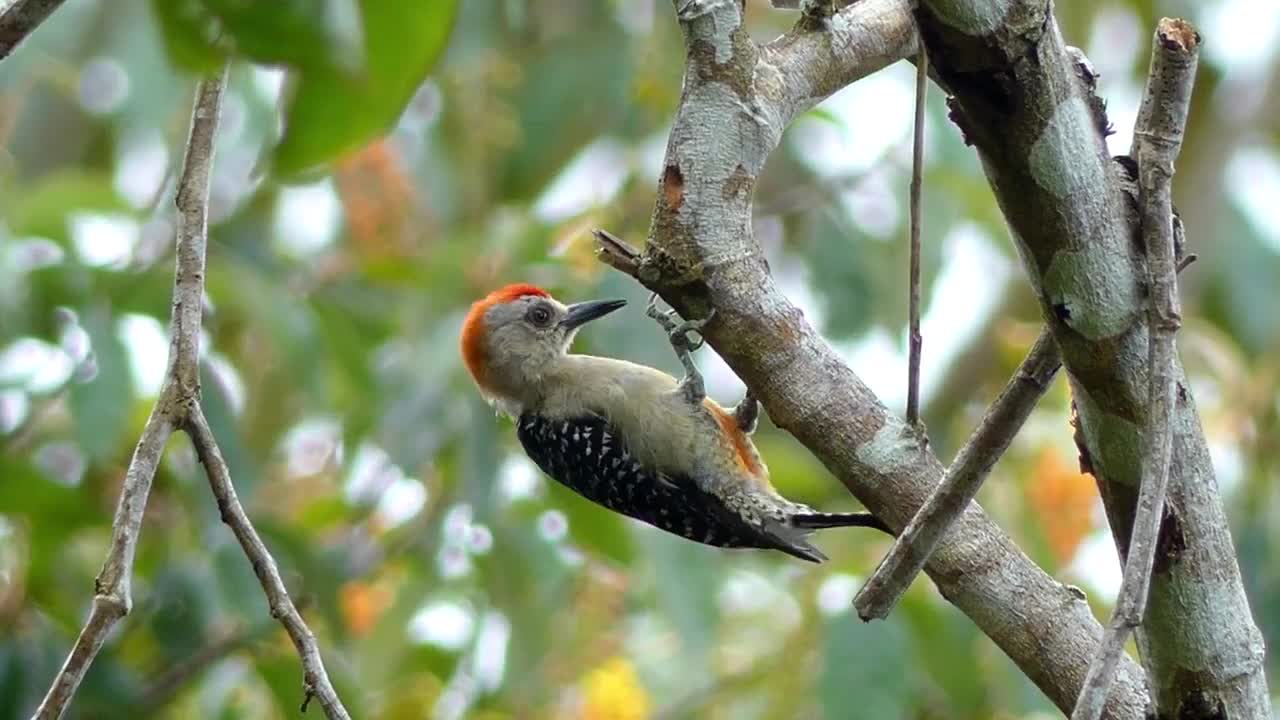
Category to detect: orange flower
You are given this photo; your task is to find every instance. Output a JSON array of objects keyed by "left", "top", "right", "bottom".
[
  {"left": 339, "top": 579, "right": 392, "bottom": 637},
  {"left": 1028, "top": 446, "right": 1098, "bottom": 564},
  {"left": 335, "top": 140, "right": 417, "bottom": 259}
]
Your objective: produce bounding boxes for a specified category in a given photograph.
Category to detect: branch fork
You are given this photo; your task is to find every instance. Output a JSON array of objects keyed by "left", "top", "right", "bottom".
[{"left": 31, "top": 67, "right": 351, "bottom": 720}]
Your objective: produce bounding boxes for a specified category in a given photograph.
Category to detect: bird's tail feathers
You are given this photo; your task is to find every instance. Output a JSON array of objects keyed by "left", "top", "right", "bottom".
[
  {"left": 758, "top": 519, "right": 829, "bottom": 563},
  {"left": 791, "top": 511, "right": 892, "bottom": 535}
]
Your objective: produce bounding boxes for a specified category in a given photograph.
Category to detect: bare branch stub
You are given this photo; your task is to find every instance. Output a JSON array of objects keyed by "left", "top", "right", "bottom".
[
  {"left": 0, "top": 0, "right": 68, "bottom": 60},
  {"left": 1072, "top": 18, "right": 1200, "bottom": 720},
  {"left": 855, "top": 327, "right": 1062, "bottom": 620}
]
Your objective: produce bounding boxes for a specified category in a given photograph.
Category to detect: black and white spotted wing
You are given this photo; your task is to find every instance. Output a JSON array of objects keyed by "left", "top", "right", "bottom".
[{"left": 517, "top": 412, "right": 761, "bottom": 550}]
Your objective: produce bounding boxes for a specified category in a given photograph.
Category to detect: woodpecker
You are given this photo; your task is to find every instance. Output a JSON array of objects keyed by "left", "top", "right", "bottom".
[{"left": 459, "top": 283, "right": 889, "bottom": 562}]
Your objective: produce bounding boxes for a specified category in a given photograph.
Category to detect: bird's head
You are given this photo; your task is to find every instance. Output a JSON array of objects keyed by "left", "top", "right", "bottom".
[{"left": 460, "top": 283, "right": 626, "bottom": 409}]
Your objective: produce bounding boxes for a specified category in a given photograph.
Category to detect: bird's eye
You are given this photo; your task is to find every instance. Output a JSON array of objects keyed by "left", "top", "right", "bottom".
[{"left": 527, "top": 305, "right": 553, "bottom": 327}]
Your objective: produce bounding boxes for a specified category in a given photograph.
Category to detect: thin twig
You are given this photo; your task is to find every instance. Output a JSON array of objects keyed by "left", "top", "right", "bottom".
[
  {"left": 1072, "top": 18, "right": 1199, "bottom": 720},
  {"left": 186, "top": 405, "right": 351, "bottom": 719},
  {"left": 904, "top": 43, "right": 927, "bottom": 428},
  {"left": 0, "top": 0, "right": 67, "bottom": 60},
  {"left": 855, "top": 327, "right": 1062, "bottom": 619},
  {"left": 31, "top": 411, "right": 174, "bottom": 719}
]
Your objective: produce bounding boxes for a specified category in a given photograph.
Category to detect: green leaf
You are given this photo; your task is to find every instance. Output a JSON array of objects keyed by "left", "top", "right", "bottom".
[
  {"left": 202, "top": 0, "right": 364, "bottom": 73},
  {"left": 803, "top": 209, "right": 875, "bottom": 340},
  {"left": 649, "top": 534, "right": 720, "bottom": 663},
  {"left": 801, "top": 106, "right": 845, "bottom": 128},
  {"left": 2, "top": 171, "right": 131, "bottom": 242},
  {"left": 899, "top": 592, "right": 986, "bottom": 715},
  {"left": 821, "top": 613, "right": 912, "bottom": 718},
  {"left": 494, "top": 23, "right": 631, "bottom": 200},
  {"left": 149, "top": 0, "right": 228, "bottom": 73},
  {"left": 70, "top": 306, "right": 134, "bottom": 462},
  {"left": 270, "top": 0, "right": 459, "bottom": 179},
  {"left": 150, "top": 0, "right": 363, "bottom": 75}
]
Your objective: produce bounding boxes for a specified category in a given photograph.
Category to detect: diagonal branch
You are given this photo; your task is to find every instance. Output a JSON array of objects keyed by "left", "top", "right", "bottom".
[
  {"left": 0, "top": 0, "right": 67, "bottom": 60},
  {"left": 186, "top": 405, "right": 350, "bottom": 719},
  {"left": 31, "top": 65, "right": 351, "bottom": 720},
  {"left": 855, "top": 327, "right": 1061, "bottom": 619},
  {"left": 904, "top": 43, "right": 928, "bottom": 429},
  {"left": 1071, "top": 18, "right": 1199, "bottom": 720},
  {"left": 31, "top": 410, "right": 174, "bottom": 719}
]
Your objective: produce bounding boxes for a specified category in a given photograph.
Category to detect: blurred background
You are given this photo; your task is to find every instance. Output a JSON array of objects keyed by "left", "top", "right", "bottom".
[{"left": 0, "top": 0, "right": 1276, "bottom": 717}]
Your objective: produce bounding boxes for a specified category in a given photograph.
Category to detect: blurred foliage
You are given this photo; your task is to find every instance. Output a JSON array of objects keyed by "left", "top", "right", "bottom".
[{"left": 1, "top": 0, "right": 1277, "bottom": 718}]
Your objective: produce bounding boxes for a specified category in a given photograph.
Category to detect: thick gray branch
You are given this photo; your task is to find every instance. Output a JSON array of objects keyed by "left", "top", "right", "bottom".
[
  {"left": 598, "top": 0, "right": 1148, "bottom": 715},
  {"left": 0, "top": 0, "right": 66, "bottom": 60},
  {"left": 855, "top": 327, "right": 1061, "bottom": 619},
  {"left": 1073, "top": 19, "right": 1203, "bottom": 720},
  {"left": 759, "top": 0, "right": 917, "bottom": 121},
  {"left": 915, "top": 0, "right": 1269, "bottom": 714}
]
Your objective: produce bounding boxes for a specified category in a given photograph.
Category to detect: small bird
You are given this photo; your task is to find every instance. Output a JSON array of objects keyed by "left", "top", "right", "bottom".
[{"left": 459, "top": 283, "right": 889, "bottom": 562}]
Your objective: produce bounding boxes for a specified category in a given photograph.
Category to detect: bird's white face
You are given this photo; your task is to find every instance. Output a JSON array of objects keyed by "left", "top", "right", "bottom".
[
  {"left": 479, "top": 295, "right": 627, "bottom": 404},
  {"left": 484, "top": 295, "right": 573, "bottom": 367}
]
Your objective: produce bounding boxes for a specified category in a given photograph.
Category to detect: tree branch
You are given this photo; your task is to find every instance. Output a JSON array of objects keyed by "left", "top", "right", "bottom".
[
  {"left": 913, "top": 0, "right": 1267, "bottom": 713},
  {"left": 1072, "top": 19, "right": 1200, "bottom": 720},
  {"left": 185, "top": 405, "right": 350, "bottom": 719},
  {"left": 760, "top": 0, "right": 916, "bottom": 122},
  {"left": 31, "top": 66, "right": 352, "bottom": 720},
  {"left": 596, "top": 0, "right": 1148, "bottom": 715},
  {"left": 31, "top": 410, "right": 174, "bottom": 719},
  {"left": 0, "top": 0, "right": 67, "bottom": 60},
  {"left": 29, "top": 64, "right": 231, "bottom": 720},
  {"left": 904, "top": 43, "right": 928, "bottom": 428},
  {"left": 855, "top": 327, "right": 1061, "bottom": 619}
]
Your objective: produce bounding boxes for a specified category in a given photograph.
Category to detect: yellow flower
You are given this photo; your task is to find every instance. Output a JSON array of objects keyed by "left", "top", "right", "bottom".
[{"left": 579, "top": 657, "right": 651, "bottom": 720}]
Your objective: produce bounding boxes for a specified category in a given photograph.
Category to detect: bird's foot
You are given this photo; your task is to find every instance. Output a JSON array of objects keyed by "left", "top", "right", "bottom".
[
  {"left": 733, "top": 389, "right": 759, "bottom": 433},
  {"left": 646, "top": 293, "right": 715, "bottom": 405}
]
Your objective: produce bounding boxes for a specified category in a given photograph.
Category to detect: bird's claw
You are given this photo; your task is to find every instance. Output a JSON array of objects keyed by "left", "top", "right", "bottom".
[
  {"left": 669, "top": 311, "right": 714, "bottom": 352},
  {"left": 646, "top": 293, "right": 714, "bottom": 406},
  {"left": 733, "top": 389, "right": 759, "bottom": 433}
]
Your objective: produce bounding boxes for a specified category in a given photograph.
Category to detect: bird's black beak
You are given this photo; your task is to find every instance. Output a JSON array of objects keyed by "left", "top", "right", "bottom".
[{"left": 561, "top": 298, "right": 627, "bottom": 331}]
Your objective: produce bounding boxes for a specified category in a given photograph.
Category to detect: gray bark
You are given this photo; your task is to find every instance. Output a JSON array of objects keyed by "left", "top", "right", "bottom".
[
  {"left": 915, "top": 0, "right": 1270, "bottom": 715},
  {"left": 598, "top": 0, "right": 1149, "bottom": 716}
]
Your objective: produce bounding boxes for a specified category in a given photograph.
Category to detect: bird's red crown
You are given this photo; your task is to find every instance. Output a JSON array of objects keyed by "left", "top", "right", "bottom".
[{"left": 460, "top": 283, "right": 551, "bottom": 389}]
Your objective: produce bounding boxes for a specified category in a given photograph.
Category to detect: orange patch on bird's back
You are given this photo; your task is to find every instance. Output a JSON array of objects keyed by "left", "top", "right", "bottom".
[
  {"left": 704, "top": 400, "right": 763, "bottom": 477},
  {"left": 460, "top": 283, "right": 550, "bottom": 389}
]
